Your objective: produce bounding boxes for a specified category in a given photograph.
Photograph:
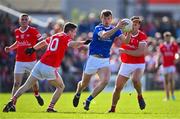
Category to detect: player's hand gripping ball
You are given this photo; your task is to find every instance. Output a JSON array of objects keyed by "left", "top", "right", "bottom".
[{"left": 122, "top": 18, "right": 133, "bottom": 32}]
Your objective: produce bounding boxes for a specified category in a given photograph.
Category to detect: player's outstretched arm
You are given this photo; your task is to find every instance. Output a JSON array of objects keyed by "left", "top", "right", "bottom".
[
  {"left": 4, "top": 41, "right": 18, "bottom": 53},
  {"left": 68, "top": 40, "right": 89, "bottom": 48},
  {"left": 25, "top": 40, "right": 47, "bottom": 55},
  {"left": 33, "top": 40, "right": 47, "bottom": 50}
]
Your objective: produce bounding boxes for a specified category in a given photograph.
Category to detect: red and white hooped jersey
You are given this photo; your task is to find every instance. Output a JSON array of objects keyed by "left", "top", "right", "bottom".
[
  {"left": 120, "top": 30, "right": 147, "bottom": 64},
  {"left": 159, "top": 42, "right": 178, "bottom": 67},
  {"left": 15, "top": 26, "right": 41, "bottom": 62},
  {"left": 40, "top": 32, "right": 71, "bottom": 68}
]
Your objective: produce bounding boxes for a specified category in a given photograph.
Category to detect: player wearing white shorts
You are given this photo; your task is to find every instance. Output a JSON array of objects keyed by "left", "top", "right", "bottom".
[
  {"left": 4, "top": 14, "right": 44, "bottom": 111},
  {"left": 3, "top": 22, "right": 88, "bottom": 112},
  {"left": 109, "top": 16, "right": 148, "bottom": 112},
  {"left": 73, "top": 9, "right": 131, "bottom": 111},
  {"left": 157, "top": 31, "right": 178, "bottom": 101}
]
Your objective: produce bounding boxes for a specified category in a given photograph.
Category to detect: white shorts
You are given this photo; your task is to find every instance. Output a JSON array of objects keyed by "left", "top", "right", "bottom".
[
  {"left": 84, "top": 55, "right": 110, "bottom": 74},
  {"left": 31, "top": 61, "right": 60, "bottom": 80},
  {"left": 14, "top": 61, "right": 36, "bottom": 74},
  {"left": 118, "top": 63, "right": 145, "bottom": 78},
  {"left": 163, "top": 66, "right": 176, "bottom": 74}
]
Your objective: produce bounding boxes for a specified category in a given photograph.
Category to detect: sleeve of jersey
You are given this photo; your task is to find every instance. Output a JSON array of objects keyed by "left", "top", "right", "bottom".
[
  {"left": 34, "top": 28, "right": 42, "bottom": 40},
  {"left": 159, "top": 44, "right": 163, "bottom": 53},
  {"left": 45, "top": 37, "right": 50, "bottom": 44},
  {"left": 139, "top": 33, "right": 148, "bottom": 44},
  {"left": 174, "top": 43, "right": 178, "bottom": 53},
  {"left": 115, "top": 29, "right": 123, "bottom": 37},
  {"left": 14, "top": 30, "right": 17, "bottom": 41}
]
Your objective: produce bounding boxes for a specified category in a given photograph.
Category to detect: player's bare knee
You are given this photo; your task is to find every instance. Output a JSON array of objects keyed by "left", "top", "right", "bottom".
[
  {"left": 81, "top": 81, "right": 88, "bottom": 88},
  {"left": 132, "top": 79, "right": 140, "bottom": 85},
  {"left": 61, "top": 83, "right": 65, "bottom": 90},
  {"left": 101, "top": 79, "right": 109, "bottom": 86},
  {"left": 57, "top": 83, "right": 65, "bottom": 90},
  {"left": 114, "top": 86, "right": 123, "bottom": 93}
]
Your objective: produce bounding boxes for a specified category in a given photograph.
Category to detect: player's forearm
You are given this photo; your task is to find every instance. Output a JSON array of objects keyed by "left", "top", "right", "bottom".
[
  {"left": 9, "top": 42, "right": 18, "bottom": 50},
  {"left": 124, "top": 49, "right": 146, "bottom": 56},
  {"left": 33, "top": 40, "right": 47, "bottom": 50},
  {"left": 68, "top": 41, "right": 84, "bottom": 48},
  {"left": 101, "top": 27, "right": 119, "bottom": 39},
  {"left": 124, "top": 32, "right": 131, "bottom": 44},
  {"left": 155, "top": 53, "right": 161, "bottom": 67}
]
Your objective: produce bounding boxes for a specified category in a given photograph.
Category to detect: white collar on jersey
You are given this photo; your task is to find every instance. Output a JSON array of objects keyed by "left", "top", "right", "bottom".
[{"left": 19, "top": 26, "right": 30, "bottom": 33}]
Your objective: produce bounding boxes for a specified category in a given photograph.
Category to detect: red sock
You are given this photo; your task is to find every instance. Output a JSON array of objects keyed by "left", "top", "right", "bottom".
[
  {"left": 111, "top": 105, "right": 116, "bottom": 112},
  {"left": 48, "top": 102, "right": 55, "bottom": 109},
  {"left": 138, "top": 94, "right": 143, "bottom": 100},
  {"left": 34, "top": 90, "right": 39, "bottom": 97},
  {"left": 33, "top": 84, "right": 39, "bottom": 96},
  {"left": 11, "top": 96, "right": 17, "bottom": 105}
]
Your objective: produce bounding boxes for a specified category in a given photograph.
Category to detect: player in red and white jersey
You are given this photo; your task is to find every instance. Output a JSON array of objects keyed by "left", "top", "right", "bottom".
[
  {"left": 4, "top": 14, "right": 44, "bottom": 110},
  {"left": 40, "top": 32, "right": 71, "bottom": 68},
  {"left": 157, "top": 31, "right": 178, "bottom": 101},
  {"left": 3, "top": 22, "right": 88, "bottom": 112},
  {"left": 109, "top": 16, "right": 148, "bottom": 112}
]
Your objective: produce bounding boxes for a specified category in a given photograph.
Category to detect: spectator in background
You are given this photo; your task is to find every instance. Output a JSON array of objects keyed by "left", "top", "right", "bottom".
[
  {"left": 158, "top": 16, "right": 176, "bottom": 37},
  {"left": 156, "top": 31, "right": 178, "bottom": 101},
  {"left": 52, "top": 18, "right": 65, "bottom": 34}
]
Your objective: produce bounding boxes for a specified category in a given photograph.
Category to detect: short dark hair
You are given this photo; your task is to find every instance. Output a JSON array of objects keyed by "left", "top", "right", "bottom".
[
  {"left": 130, "top": 16, "right": 143, "bottom": 23},
  {"left": 100, "top": 9, "right": 112, "bottom": 17},
  {"left": 64, "top": 22, "right": 77, "bottom": 33}
]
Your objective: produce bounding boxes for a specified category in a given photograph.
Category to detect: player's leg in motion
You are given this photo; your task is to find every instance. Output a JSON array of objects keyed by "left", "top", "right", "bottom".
[
  {"left": 9, "top": 73, "right": 24, "bottom": 111},
  {"left": 47, "top": 73, "right": 65, "bottom": 112},
  {"left": 132, "top": 69, "right": 146, "bottom": 110},
  {"left": 73, "top": 73, "right": 92, "bottom": 107},
  {"left": 3, "top": 75, "right": 38, "bottom": 112},
  {"left": 169, "top": 72, "right": 175, "bottom": 100},
  {"left": 164, "top": 74, "right": 170, "bottom": 100},
  {"left": 108, "top": 75, "right": 128, "bottom": 112},
  {"left": 12, "top": 73, "right": 24, "bottom": 96},
  {"left": 32, "top": 81, "right": 44, "bottom": 106},
  {"left": 27, "top": 63, "right": 44, "bottom": 106},
  {"left": 83, "top": 67, "right": 110, "bottom": 111}
]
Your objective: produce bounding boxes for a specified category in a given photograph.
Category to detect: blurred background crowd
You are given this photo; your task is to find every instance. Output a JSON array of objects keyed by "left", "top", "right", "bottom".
[{"left": 0, "top": 0, "right": 180, "bottom": 92}]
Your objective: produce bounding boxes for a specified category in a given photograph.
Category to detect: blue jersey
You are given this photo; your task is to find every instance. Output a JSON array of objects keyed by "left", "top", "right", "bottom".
[{"left": 89, "top": 24, "right": 122, "bottom": 58}]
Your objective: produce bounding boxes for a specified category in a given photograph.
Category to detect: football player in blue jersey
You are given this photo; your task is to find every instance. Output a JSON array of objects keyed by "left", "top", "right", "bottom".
[{"left": 73, "top": 9, "right": 131, "bottom": 111}]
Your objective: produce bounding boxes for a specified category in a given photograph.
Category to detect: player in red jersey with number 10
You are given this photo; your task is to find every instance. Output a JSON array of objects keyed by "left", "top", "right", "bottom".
[{"left": 3, "top": 22, "right": 88, "bottom": 112}]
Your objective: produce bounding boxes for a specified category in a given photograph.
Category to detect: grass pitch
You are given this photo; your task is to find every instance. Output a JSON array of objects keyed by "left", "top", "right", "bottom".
[{"left": 0, "top": 91, "right": 180, "bottom": 119}]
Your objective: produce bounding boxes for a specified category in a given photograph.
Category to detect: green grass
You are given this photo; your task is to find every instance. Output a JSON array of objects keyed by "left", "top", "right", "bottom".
[{"left": 0, "top": 91, "right": 180, "bottom": 119}]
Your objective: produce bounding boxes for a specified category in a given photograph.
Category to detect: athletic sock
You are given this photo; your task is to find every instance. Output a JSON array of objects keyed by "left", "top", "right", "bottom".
[
  {"left": 76, "top": 93, "right": 81, "bottom": 97},
  {"left": 138, "top": 94, "right": 143, "bottom": 100},
  {"left": 111, "top": 105, "right": 116, "bottom": 112},
  {"left": 48, "top": 102, "right": 55, "bottom": 109},
  {"left": 87, "top": 95, "right": 94, "bottom": 102},
  {"left": 34, "top": 90, "right": 39, "bottom": 97},
  {"left": 11, "top": 96, "right": 17, "bottom": 105}
]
